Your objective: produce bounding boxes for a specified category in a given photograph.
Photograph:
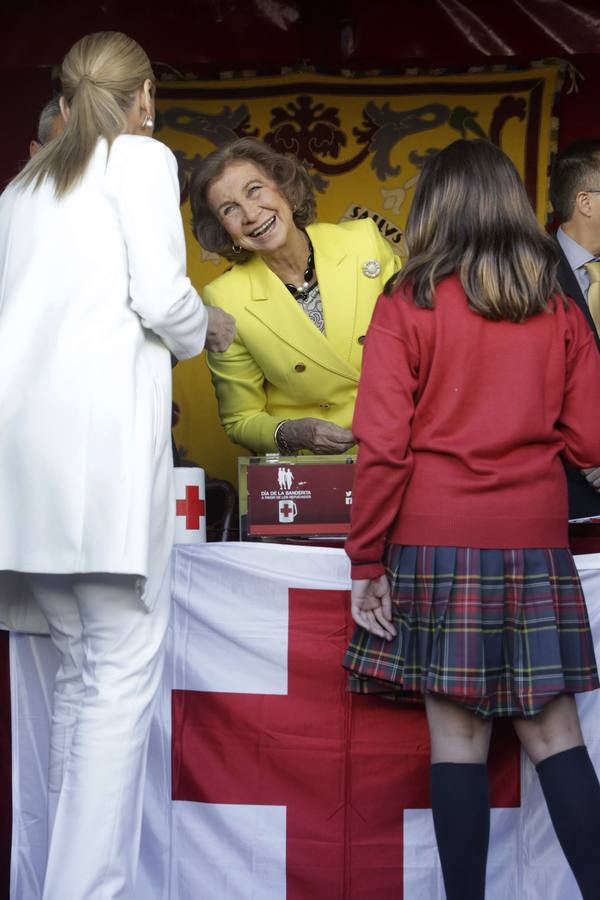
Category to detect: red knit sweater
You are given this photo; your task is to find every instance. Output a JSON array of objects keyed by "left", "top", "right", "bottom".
[{"left": 346, "top": 275, "right": 600, "bottom": 579}]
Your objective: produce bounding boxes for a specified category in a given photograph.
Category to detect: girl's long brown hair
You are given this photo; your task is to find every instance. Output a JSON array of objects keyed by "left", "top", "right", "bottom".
[{"left": 388, "top": 139, "right": 562, "bottom": 321}]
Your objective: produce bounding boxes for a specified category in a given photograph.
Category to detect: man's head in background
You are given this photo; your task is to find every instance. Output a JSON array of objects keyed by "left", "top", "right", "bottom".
[
  {"left": 29, "top": 95, "right": 65, "bottom": 158},
  {"left": 550, "top": 140, "right": 600, "bottom": 255}
]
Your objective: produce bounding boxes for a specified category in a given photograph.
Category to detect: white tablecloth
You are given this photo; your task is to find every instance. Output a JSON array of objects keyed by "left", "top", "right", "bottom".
[{"left": 9, "top": 545, "right": 600, "bottom": 899}]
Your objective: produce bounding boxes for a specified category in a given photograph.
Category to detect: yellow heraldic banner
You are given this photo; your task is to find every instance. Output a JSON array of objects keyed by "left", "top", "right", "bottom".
[{"left": 155, "top": 65, "right": 563, "bottom": 487}]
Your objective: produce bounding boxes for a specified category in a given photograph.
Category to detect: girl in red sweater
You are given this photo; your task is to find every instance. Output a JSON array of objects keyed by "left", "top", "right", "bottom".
[{"left": 344, "top": 139, "right": 600, "bottom": 900}]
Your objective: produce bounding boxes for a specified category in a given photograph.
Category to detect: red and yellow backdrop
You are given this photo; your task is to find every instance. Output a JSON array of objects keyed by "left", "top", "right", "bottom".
[{"left": 157, "top": 64, "right": 563, "bottom": 484}]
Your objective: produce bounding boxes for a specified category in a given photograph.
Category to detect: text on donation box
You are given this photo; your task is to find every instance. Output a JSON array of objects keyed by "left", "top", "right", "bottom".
[
  {"left": 247, "top": 462, "right": 355, "bottom": 536},
  {"left": 174, "top": 467, "right": 206, "bottom": 543}
]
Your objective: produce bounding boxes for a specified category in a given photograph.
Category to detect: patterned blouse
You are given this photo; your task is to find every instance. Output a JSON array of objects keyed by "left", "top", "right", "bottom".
[{"left": 292, "top": 282, "right": 326, "bottom": 334}]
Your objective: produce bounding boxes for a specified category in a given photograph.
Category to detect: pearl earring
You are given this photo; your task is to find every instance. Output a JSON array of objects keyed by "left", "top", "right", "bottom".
[{"left": 142, "top": 115, "right": 154, "bottom": 129}]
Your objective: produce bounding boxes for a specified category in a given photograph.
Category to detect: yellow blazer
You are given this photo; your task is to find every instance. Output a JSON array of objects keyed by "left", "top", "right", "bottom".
[{"left": 204, "top": 217, "right": 401, "bottom": 453}]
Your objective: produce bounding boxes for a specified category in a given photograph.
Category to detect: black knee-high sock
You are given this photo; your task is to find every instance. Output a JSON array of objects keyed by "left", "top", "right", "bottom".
[
  {"left": 536, "top": 745, "right": 600, "bottom": 900},
  {"left": 430, "top": 762, "right": 490, "bottom": 900}
]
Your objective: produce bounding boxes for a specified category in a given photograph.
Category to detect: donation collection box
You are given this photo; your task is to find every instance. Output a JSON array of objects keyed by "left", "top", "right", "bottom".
[{"left": 238, "top": 455, "right": 356, "bottom": 542}]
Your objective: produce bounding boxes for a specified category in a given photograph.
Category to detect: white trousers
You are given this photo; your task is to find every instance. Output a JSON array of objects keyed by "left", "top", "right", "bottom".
[{"left": 25, "top": 566, "right": 171, "bottom": 900}]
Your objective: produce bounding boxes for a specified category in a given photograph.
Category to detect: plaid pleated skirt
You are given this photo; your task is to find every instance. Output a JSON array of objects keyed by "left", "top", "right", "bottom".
[{"left": 343, "top": 545, "right": 599, "bottom": 718}]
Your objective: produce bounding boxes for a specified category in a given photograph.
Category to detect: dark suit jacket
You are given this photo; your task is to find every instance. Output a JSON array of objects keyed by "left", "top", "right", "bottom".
[{"left": 556, "top": 241, "right": 600, "bottom": 517}]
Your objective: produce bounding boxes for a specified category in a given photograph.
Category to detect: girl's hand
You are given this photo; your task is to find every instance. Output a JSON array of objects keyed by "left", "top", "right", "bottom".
[{"left": 351, "top": 575, "right": 396, "bottom": 640}]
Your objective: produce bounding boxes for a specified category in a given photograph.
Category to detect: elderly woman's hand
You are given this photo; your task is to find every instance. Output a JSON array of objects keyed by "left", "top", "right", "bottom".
[
  {"left": 279, "top": 418, "right": 355, "bottom": 454},
  {"left": 205, "top": 306, "right": 236, "bottom": 352}
]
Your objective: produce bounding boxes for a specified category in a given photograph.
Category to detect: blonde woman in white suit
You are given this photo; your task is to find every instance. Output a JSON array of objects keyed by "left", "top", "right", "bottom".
[{"left": 0, "top": 32, "right": 234, "bottom": 899}]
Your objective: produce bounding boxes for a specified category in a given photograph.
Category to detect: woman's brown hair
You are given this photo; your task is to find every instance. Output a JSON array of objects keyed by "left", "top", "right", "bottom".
[
  {"left": 17, "top": 32, "right": 154, "bottom": 198},
  {"left": 388, "top": 139, "right": 562, "bottom": 321},
  {"left": 189, "top": 137, "right": 316, "bottom": 264}
]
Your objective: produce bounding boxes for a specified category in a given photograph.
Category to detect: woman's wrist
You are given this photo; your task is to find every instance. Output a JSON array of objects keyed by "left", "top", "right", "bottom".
[{"left": 274, "top": 419, "right": 296, "bottom": 455}]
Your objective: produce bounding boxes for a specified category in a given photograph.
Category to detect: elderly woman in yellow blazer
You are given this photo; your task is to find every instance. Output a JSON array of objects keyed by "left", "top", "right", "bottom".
[{"left": 190, "top": 137, "right": 400, "bottom": 455}]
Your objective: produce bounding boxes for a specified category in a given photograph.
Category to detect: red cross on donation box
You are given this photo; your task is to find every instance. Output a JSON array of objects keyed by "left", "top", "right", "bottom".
[
  {"left": 173, "top": 467, "right": 206, "bottom": 543},
  {"left": 172, "top": 586, "right": 521, "bottom": 898}
]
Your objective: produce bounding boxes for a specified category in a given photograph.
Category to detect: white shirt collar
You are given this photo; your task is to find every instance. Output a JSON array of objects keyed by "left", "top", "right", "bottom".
[{"left": 557, "top": 226, "right": 596, "bottom": 271}]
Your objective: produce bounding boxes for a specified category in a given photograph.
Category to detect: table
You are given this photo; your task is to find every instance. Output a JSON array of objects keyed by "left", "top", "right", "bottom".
[{"left": 6, "top": 545, "right": 600, "bottom": 899}]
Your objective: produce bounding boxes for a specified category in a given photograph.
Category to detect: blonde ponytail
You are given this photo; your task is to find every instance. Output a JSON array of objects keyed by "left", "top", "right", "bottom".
[{"left": 17, "top": 32, "right": 154, "bottom": 198}]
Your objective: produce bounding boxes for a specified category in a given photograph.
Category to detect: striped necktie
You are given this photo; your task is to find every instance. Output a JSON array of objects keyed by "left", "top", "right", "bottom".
[{"left": 584, "top": 260, "right": 600, "bottom": 333}]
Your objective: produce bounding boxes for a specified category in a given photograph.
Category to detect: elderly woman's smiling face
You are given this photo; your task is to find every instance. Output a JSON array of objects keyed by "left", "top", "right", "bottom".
[{"left": 207, "top": 160, "right": 296, "bottom": 257}]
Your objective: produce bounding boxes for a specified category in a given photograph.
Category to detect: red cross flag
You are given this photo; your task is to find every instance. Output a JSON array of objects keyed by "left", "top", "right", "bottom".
[{"left": 7, "top": 545, "right": 600, "bottom": 898}]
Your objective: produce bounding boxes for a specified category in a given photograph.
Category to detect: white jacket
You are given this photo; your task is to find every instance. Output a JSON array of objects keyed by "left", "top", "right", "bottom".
[{"left": 0, "top": 135, "right": 207, "bottom": 616}]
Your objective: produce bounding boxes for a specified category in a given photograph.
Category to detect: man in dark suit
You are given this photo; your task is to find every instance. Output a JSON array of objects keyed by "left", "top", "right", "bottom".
[{"left": 550, "top": 140, "right": 600, "bottom": 538}]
